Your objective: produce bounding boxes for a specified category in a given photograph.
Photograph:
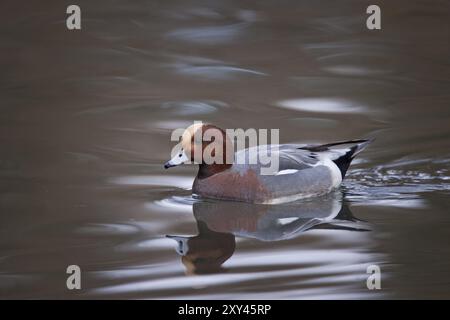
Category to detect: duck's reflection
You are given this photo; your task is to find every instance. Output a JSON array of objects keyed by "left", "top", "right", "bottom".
[
  {"left": 167, "top": 195, "right": 368, "bottom": 275},
  {"left": 167, "top": 222, "right": 235, "bottom": 275}
]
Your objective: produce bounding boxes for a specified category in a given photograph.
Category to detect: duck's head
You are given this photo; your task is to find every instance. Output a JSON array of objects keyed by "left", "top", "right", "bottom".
[{"left": 164, "top": 123, "right": 234, "bottom": 172}]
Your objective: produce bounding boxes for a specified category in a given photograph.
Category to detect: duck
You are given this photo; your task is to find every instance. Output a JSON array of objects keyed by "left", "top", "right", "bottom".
[{"left": 164, "top": 123, "right": 372, "bottom": 204}]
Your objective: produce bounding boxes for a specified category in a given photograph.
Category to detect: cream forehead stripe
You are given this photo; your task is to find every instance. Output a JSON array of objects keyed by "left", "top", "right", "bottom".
[{"left": 181, "top": 123, "right": 204, "bottom": 153}]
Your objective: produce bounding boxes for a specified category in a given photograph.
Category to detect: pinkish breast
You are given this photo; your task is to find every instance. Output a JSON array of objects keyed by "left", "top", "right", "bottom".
[{"left": 193, "top": 169, "right": 270, "bottom": 203}]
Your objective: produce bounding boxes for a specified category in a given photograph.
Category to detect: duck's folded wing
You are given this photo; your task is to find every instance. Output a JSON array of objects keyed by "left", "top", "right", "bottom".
[
  {"left": 261, "top": 140, "right": 372, "bottom": 176},
  {"left": 276, "top": 145, "right": 320, "bottom": 170},
  {"left": 234, "top": 144, "right": 320, "bottom": 172},
  {"left": 233, "top": 146, "right": 336, "bottom": 203},
  {"left": 231, "top": 141, "right": 371, "bottom": 204}
]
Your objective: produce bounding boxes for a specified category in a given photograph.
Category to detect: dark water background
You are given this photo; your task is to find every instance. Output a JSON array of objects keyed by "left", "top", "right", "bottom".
[{"left": 1, "top": 0, "right": 450, "bottom": 299}]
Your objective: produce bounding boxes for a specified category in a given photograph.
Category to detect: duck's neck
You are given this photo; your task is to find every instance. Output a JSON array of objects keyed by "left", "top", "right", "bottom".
[{"left": 197, "top": 163, "right": 232, "bottom": 179}]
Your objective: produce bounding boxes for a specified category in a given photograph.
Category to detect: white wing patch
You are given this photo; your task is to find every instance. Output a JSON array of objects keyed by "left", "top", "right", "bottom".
[
  {"left": 275, "top": 169, "right": 299, "bottom": 176},
  {"left": 277, "top": 217, "right": 299, "bottom": 225},
  {"left": 319, "top": 157, "right": 342, "bottom": 188}
]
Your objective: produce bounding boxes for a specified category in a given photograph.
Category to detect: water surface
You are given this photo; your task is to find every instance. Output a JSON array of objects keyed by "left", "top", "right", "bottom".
[{"left": 1, "top": 0, "right": 450, "bottom": 299}]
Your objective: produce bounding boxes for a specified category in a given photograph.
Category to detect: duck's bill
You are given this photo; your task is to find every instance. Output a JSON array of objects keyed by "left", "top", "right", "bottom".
[
  {"left": 166, "top": 235, "right": 189, "bottom": 256},
  {"left": 164, "top": 150, "right": 189, "bottom": 169},
  {"left": 164, "top": 161, "right": 177, "bottom": 169}
]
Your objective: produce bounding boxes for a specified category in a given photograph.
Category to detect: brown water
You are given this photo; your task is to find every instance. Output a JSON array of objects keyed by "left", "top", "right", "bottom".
[{"left": 1, "top": 0, "right": 450, "bottom": 299}]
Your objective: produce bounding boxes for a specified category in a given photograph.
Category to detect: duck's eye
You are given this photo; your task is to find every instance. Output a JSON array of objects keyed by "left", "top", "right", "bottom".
[{"left": 179, "top": 154, "right": 182, "bottom": 157}]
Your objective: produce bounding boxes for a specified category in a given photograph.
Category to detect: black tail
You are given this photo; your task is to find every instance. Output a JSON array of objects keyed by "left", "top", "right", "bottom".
[
  {"left": 299, "top": 139, "right": 373, "bottom": 179},
  {"left": 330, "top": 139, "right": 372, "bottom": 178}
]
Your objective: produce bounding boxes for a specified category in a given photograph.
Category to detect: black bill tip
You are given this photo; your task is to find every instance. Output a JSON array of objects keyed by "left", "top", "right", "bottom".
[{"left": 164, "top": 161, "right": 174, "bottom": 169}]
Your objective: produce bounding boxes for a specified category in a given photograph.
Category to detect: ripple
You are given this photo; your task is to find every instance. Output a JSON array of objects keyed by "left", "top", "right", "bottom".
[
  {"left": 151, "top": 196, "right": 195, "bottom": 213},
  {"left": 324, "top": 65, "right": 391, "bottom": 76},
  {"left": 276, "top": 98, "right": 368, "bottom": 114},
  {"left": 75, "top": 223, "right": 140, "bottom": 236},
  {"left": 183, "top": 7, "right": 223, "bottom": 19},
  {"left": 344, "top": 161, "right": 450, "bottom": 207},
  {"left": 175, "top": 65, "right": 267, "bottom": 80},
  {"left": 166, "top": 23, "right": 247, "bottom": 44},
  {"left": 161, "top": 100, "right": 227, "bottom": 115},
  {"left": 115, "top": 237, "right": 179, "bottom": 253},
  {"left": 91, "top": 262, "right": 179, "bottom": 281},
  {"left": 168, "top": 54, "right": 267, "bottom": 80},
  {"left": 89, "top": 245, "right": 386, "bottom": 299},
  {"left": 152, "top": 120, "right": 194, "bottom": 131},
  {"left": 110, "top": 175, "right": 193, "bottom": 190},
  {"left": 352, "top": 199, "right": 426, "bottom": 209}
]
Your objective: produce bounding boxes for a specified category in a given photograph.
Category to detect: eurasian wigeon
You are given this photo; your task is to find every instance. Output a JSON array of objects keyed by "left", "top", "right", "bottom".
[{"left": 164, "top": 123, "right": 372, "bottom": 204}]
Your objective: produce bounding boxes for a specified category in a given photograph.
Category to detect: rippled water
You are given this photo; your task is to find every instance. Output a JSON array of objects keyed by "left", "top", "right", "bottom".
[{"left": 1, "top": 0, "right": 450, "bottom": 299}]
